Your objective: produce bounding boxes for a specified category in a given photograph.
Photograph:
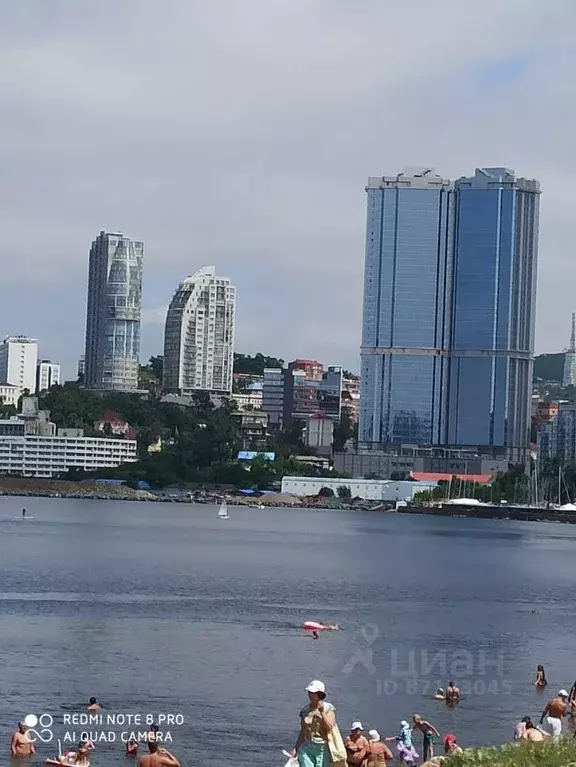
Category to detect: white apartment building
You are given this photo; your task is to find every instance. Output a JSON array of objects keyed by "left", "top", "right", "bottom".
[
  {"left": 36, "top": 360, "right": 61, "bottom": 392},
  {"left": 231, "top": 391, "right": 263, "bottom": 410},
  {"left": 0, "top": 384, "right": 19, "bottom": 408},
  {"left": 0, "top": 427, "right": 137, "bottom": 478},
  {"left": 0, "top": 336, "right": 38, "bottom": 394},
  {"left": 163, "top": 266, "right": 236, "bottom": 394}
]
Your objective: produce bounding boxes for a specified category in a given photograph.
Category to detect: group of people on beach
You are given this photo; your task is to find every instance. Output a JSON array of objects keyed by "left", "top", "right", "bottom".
[
  {"left": 291, "top": 679, "right": 462, "bottom": 767},
  {"left": 10, "top": 698, "right": 181, "bottom": 767},
  {"left": 513, "top": 666, "right": 576, "bottom": 742}
]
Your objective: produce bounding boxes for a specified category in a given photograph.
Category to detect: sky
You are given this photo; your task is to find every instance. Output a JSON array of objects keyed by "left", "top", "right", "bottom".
[{"left": 0, "top": 0, "right": 573, "bottom": 379}]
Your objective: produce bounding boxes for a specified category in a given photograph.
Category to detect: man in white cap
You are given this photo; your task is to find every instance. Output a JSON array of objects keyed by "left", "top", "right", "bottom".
[
  {"left": 345, "top": 721, "right": 369, "bottom": 766},
  {"left": 539, "top": 689, "right": 569, "bottom": 738}
]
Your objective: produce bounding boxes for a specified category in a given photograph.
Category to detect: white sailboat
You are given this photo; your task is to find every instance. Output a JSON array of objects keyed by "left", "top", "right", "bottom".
[{"left": 218, "top": 501, "right": 229, "bottom": 519}]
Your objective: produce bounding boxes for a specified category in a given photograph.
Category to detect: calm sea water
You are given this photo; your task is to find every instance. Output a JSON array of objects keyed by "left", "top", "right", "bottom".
[{"left": 1, "top": 498, "right": 575, "bottom": 766}]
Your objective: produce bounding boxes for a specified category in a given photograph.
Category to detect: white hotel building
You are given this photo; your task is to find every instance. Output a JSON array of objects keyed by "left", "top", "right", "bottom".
[{"left": 0, "top": 399, "right": 137, "bottom": 478}]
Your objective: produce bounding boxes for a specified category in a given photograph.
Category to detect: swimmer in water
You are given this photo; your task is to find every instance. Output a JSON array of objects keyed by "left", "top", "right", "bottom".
[
  {"left": 10, "top": 721, "right": 36, "bottom": 758},
  {"left": 87, "top": 697, "right": 100, "bottom": 712},
  {"left": 434, "top": 688, "right": 446, "bottom": 701}
]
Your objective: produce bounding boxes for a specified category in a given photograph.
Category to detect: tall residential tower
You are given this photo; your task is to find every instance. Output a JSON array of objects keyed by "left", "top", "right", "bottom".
[
  {"left": 360, "top": 167, "right": 541, "bottom": 460},
  {"left": 163, "top": 267, "right": 236, "bottom": 394},
  {"left": 84, "top": 232, "right": 144, "bottom": 392}
]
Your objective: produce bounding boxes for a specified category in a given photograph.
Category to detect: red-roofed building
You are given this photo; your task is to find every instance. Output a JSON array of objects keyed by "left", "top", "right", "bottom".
[
  {"left": 95, "top": 412, "right": 137, "bottom": 441},
  {"left": 411, "top": 471, "right": 493, "bottom": 484}
]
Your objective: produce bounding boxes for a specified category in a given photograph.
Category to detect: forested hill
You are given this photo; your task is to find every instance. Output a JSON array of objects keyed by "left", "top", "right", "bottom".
[{"left": 533, "top": 353, "right": 564, "bottom": 382}]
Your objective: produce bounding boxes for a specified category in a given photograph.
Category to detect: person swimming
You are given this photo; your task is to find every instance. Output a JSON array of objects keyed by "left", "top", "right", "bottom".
[{"left": 434, "top": 688, "right": 446, "bottom": 701}]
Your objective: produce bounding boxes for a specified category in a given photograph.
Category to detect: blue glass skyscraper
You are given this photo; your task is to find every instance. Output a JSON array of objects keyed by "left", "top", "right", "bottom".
[
  {"left": 360, "top": 169, "right": 454, "bottom": 446},
  {"left": 448, "top": 168, "right": 540, "bottom": 457},
  {"left": 359, "top": 167, "right": 540, "bottom": 459}
]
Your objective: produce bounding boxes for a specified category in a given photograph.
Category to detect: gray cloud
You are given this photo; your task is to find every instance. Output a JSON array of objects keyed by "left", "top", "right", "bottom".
[{"left": 0, "top": 0, "right": 573, "bottom": 377}]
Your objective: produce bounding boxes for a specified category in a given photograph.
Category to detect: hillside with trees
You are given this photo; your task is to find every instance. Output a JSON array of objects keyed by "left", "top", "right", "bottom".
[{"left": 533, "top": 353, "right": 564, "bottom": 382}]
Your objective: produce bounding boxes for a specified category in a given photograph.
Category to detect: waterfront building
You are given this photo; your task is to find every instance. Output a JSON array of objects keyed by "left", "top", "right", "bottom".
[
  {"left": 563, "top": 313, "right": 576, "bottom": 387},
  {"left": 163, "top": 266, "right": 236, "bottom": 394},
  {"left": 359, "top": 167, "right": 540, "bottom": 461},
  {"left": 0, "top": 336, "right": 38, "bottom": 394},
  {"left": 84, "top": 231, "right": 144, "bottom": 392},
  {"left": 280, "top": 476, "right": 437, "bottom": 501},
  {"left": 36, "top": 360, "right": 60, "bottom": 392},
  {"left": 0, "top": 397, "right": 137, "bottom": 477}
]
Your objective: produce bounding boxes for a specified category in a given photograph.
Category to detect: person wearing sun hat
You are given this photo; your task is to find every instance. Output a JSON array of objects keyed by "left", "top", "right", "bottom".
[
  {"left": 443, "top": 734, "right": 463, "bottom": 755},
  {"left": 292, "top": 680, "right": 344, "bottom": 767},
  {"left": 345, "top": 722, "right": 369, "bottom": 767},
  {"left": 539, "top": 689, "right": 569, "bottom": 738},
  {"left": 366, "top": 729, "right": 394, "bottom": 767}
]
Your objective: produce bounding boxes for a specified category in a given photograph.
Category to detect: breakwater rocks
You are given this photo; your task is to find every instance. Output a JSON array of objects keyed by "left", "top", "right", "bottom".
[
  {"left": 0, "top": 477, "right": 158, "bottom": 502},
  {"left": 401, "top": 503, "right": 576, "bottom": 524}
]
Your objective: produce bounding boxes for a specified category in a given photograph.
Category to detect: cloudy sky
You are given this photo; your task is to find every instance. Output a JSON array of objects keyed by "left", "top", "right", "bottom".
[{"left": 0, "top": 0, "right": 572, "bottom": 378}]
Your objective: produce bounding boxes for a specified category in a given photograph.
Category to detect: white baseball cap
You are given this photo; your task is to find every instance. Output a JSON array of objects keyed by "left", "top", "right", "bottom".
[
  {"left": 369, "top": 730, "right": 380, "bottom": 741},
  {"left": 306, "top": 680, "right": 326, "bottom": 694},
  {"left": 351, "top": 721, "right": 364, "bottom": 731},
  {"left": 559, "top": 689, "right": 569, "bottom": 698}
]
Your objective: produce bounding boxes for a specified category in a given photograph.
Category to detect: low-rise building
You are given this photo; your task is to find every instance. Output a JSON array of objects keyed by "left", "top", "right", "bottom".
[
  {"left": 305, "top": 412, "right": 334, "bottom": 454},
  {"left": 0, "top": 397, "right": 138, "bottom": 478},
  {"left": 231, "top": 410, "right": 268, "bottom": 450},
  {"left": 0, "top": 384, "right": 19, "bottom": 408},
  {"left": 0, "top": 431, "right": 137, "bottom": 478},
  {"left": 280, "top": 476, "right": 437, "bottom": 501},
  {"left": 95, "top": 412, "right": 137, "bottom": 440},
  {"left": 231, "top": 391, "right": 263, "bottom": 411}
]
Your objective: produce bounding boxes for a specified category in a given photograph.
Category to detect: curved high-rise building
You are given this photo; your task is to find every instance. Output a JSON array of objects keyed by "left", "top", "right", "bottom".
[
  {"left": 84, "top": 231, "right": 143, "bottom": 392},
  {"left": 163, "top": 267, "right": 236, "bottom": 394}
]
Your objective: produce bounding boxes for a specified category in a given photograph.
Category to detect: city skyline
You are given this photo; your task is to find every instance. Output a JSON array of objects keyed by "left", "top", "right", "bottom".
[
  {"left": 359, "top": 167, "right": 540, "bottom": 458},
  {"left": 0, "top": 2, "right": 573, "bottom": 378}
]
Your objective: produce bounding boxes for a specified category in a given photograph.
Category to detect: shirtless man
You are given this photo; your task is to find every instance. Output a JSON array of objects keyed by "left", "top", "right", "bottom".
[
  {"left": 138, "top": 741, "right": 180, "bottom": 767},
  {"left": 539, "top": 689, "right": 568, "bottom": 738},
  {"left": 412, "top": 715, "right": 441, "bottom": 762},
  {"left": 87, "top": 697, "right": 100, "bottom": 712},
  {"left": 445, "top": 681, "right": 460, "bottom": 703},
  {"left": 10, "top": 721, "right": 36, "bottom": 758}
]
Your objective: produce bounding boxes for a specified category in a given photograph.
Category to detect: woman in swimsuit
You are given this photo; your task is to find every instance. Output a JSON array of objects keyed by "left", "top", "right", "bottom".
[{"left": 535, "top": 665, "right": 547, "bottom": 689}]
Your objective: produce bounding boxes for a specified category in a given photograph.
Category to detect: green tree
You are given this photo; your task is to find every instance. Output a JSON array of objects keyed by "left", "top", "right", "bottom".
[
  {"left": 318, "top": 486, "right": 335, "bottom": 497},
  {"left": 533, "top": 353, "right": 564, "bottom": 382},
  {"left": 233, "top": 352, "right": 284, "bottom": 376},
  {"left": 336, "top": 484, "right": 352, "bottom": 500}
]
